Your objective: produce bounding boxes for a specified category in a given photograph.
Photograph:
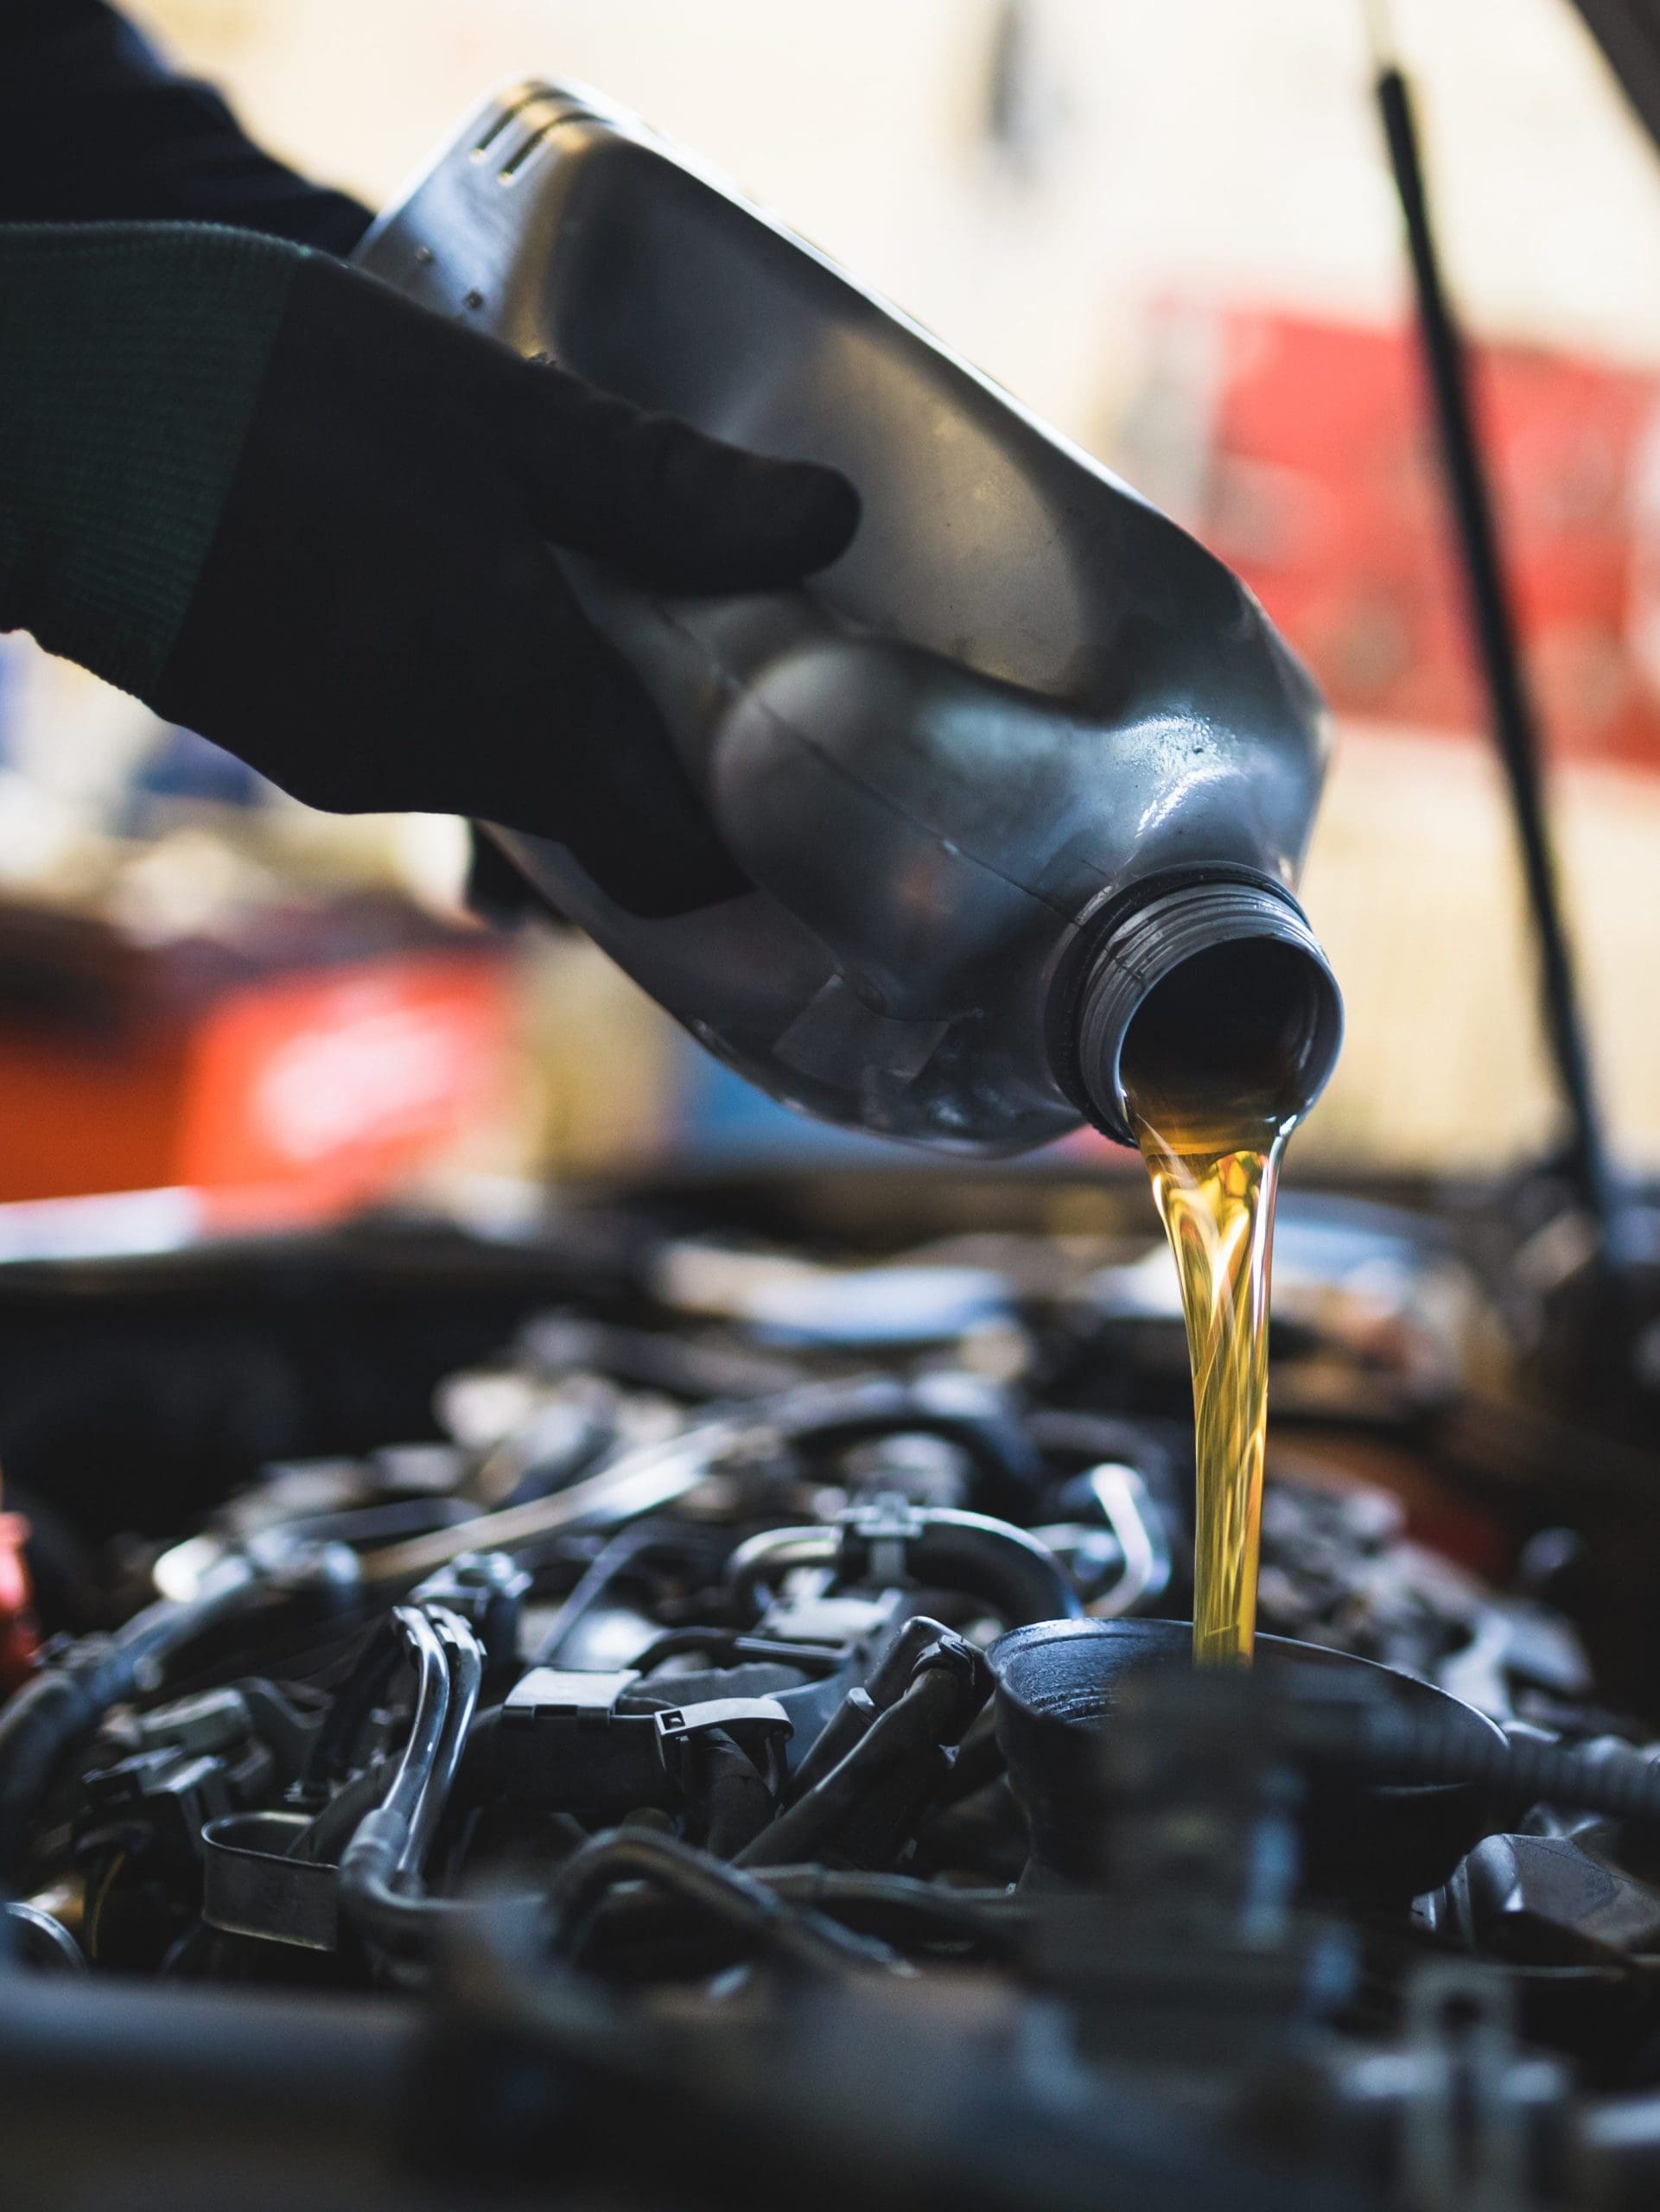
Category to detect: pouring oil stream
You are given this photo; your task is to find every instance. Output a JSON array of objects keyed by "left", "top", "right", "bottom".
[
  {"left": 1130, "top": 1102, "right": 1289, "bottom": 1663},
  {"left": 1107, "top": 919, "right": 1326, "bottom": 1667}
]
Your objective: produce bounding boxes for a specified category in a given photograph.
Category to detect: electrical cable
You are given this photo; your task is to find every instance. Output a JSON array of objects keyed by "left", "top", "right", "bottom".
[
  {"left": 0, "top": 1552, "right": 259, "bottom": 1879},
  {"left": 532, "top": 1522, "right": 677, "bottom": 1665},
  {"left": 542, "top": 1827, "right": 891, "bottom": 1972}
]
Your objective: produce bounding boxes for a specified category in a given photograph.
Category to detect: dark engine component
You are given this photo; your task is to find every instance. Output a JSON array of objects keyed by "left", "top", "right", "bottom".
[
  {"left": 990, "top": 1617, "right": 1509, "bottom": 1904},
  {"left": 8, "top": 1195, "right": 1660, "bottom": 2210}
]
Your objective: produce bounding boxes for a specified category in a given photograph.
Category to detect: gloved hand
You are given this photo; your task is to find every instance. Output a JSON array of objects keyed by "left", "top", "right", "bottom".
[{"left": 0, "top": 226, "right": 858, "bottom": 914}]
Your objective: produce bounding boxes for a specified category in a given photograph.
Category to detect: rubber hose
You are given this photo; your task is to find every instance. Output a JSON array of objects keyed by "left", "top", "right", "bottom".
[
  {"left": 736, "top": 1667, "right": 966, "bottom": 1869},
  {"left": 0, "top": 1557, "right": 256, "bottom": 1878},
  {"left": 544, "top": 1827, "right": 884, "bottom": 1972},
  {"left": 1306, "top": 1704, "right": 1660, "bottom": 1824},
  {"left": 847, "top": 1510, "right": 1082, "bottom": 1627}
]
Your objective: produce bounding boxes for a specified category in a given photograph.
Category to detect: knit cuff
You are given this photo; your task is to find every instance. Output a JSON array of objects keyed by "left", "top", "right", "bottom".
[{"left": 0, "top": 222, "right": 302, "bottom": 698}]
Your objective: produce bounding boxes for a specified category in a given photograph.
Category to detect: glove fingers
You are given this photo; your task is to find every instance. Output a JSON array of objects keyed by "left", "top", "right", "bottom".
[{"left": 506, "top": 362, "right": 860, "bottom": 594}]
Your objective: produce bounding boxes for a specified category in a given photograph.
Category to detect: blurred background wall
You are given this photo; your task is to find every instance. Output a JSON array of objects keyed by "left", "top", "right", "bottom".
[{"left": 10, "top": 0, "right": 1660, "bottom": 1194}]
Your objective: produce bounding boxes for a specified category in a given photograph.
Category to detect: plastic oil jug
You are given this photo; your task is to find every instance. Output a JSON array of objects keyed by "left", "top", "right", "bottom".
[{"left": 359, "top": 82, "right": 1343, "bottom": 1155}]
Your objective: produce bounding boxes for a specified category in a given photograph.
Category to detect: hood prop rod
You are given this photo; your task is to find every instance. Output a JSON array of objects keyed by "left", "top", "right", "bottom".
[{"left": 1370, "top": 14, "right": 1617, "bottom": 1246}]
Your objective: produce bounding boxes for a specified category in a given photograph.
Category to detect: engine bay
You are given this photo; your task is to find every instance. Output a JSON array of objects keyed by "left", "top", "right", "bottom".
[{"left": 4, "top": 1162, "right": 1660, "bottom": 2210}]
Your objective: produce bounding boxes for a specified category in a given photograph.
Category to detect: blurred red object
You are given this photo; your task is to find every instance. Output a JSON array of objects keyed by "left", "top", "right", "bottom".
[
  {"left": 0, "top": 898, "right": 512, "bottom": 1225},
  {"left": 1142, "top": 302, "right": 1660, "bottom": 770},
  {"left": 0, "top": 1510, "right": 38, "bottom": 1694},
  {"left": 180, "top": 951, "right": 511, "bottom": 1218}
]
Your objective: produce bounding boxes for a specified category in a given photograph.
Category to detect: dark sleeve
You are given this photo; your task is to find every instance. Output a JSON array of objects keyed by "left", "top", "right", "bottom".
[{"left": 0, "top": 1, "right": 372, "bottom": 251}]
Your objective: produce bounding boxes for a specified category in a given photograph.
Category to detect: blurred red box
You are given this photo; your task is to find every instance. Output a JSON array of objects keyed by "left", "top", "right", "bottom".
[
  {"left": 1141, "top": 302, "right": 1660, "bottom": 770},
  {"left": 0, "top": 899, "right": 512, "bottom": 1224}
]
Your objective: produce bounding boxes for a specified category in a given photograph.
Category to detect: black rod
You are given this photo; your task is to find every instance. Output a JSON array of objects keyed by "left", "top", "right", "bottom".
[{"left": 1373, "top": 57, "right": 1615, "bottom": 1240}]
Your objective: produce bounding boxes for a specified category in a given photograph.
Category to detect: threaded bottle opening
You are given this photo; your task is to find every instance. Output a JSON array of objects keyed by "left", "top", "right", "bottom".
[{"left": 1069, "top": 882, "right": 1344, "bottom": 1147}]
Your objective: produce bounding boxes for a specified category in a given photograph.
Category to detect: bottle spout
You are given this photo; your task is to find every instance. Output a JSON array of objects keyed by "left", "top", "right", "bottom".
[{"left": 1063, "top": 878, "right": 1344, "bottom": 1148}]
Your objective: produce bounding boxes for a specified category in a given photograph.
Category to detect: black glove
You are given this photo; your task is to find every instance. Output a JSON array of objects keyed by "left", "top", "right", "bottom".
[
  {"left": 149, "top": 253, "right": 856, "bottom": 914},
  {"left": 0, "top": 3, "right": 373, "bottom": 250}
]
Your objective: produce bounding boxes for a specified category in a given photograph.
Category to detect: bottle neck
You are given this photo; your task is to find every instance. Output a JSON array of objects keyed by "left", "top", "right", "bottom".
[{"left": 1059, "top": 878, "right": 1344, "bottom": 1148}]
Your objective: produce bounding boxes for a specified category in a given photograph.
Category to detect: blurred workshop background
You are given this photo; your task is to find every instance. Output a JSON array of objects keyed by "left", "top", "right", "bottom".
[{"left": 5, "top": 0, "right": 1660, "bottom": 1224}]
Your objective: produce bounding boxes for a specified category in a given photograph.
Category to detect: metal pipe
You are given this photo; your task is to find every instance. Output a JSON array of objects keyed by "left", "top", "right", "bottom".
[
  {"left": 359, "top": 1423, "right": 727, "bottom": 1586},
  {"left": 374, "top": 1607, "right": 451, "bottom": 1859},
  {"left": 404, "top": 1608, "right": 483, "bottom": 1879}
]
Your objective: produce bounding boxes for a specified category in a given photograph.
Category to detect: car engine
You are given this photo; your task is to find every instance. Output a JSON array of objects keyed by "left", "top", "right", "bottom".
[{"left": 4, "top": 1165, "right": 1660, "bottom": 2211}]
